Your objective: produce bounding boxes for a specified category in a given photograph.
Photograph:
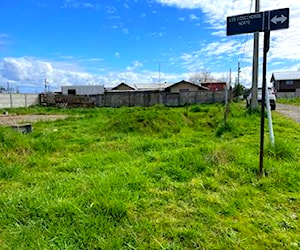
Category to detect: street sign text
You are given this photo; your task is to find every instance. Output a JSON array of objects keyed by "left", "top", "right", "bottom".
[{"left": 227, "top": 8, "right": 289, "bottom": 36}]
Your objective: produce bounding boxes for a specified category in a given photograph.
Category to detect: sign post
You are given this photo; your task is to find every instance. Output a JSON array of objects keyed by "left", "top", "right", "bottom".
[
  {"left": 259, "top": 30, "right": 270, "bottom": 176},
  {"left": 227, "top": 8, "right": 289, "bottom": 176}
]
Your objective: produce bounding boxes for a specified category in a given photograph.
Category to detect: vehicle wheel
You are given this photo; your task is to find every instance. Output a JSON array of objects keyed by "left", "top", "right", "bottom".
[{"left": 271, "top": 104, "right": 276, "bottom": 110}]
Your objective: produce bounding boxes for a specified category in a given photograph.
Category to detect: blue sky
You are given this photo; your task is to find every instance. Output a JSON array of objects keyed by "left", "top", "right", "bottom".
[{"left": 0, "top": 0, "right": 299, "bottom": 92}]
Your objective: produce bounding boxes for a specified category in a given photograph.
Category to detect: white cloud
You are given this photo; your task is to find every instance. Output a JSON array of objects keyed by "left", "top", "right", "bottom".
[
  {"left": 0, "top": 57, "right": 102, "bottom": 90},
  {"left": 1, "top": 57, "right": 53, "bottom": 82},
  {"left": 123, "top": 3, "right": 130, "bottom": 9},
  {"left": 126, "top": 60, "right": 144, "bottom": 71},
  {"left": 156, "top": 0, "right": 299, "bottom": 29},
  {"left": 3, "top": 1, "right": 299, "bottom": 92},
  {"left": 106, "top": 6, "right": 117, "bottom": 14},
  {"left": 122, "top": 28, "right": 129, "bottom": 34},
  {"left": 190, "top": 14, "right": 199, "bottom": 20},
  {"left": 61, "top": 0, "right": 98, "bottom": 9},
  {"left": 0, "top": 57, "right": 209, "bottom": 91},
  {"left": 155, "top": 0, "right": 300, "bottom": 87},
  {"left": 180, "top": 53, "right": 193, "bottom": 61}
]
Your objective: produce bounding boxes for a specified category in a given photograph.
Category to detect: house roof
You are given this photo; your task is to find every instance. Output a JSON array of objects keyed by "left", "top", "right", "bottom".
[
  {"left": 108, "top": 82, "right": 168, "bottom": 91},
  {"left": 165, "top": 80, "right": 208, "bottom": 90},
  {"left": 108, "top": 81, "right": 211, "bottom": 92},
  {"left": 111, "top": 82, "right": 136, "bottom": 90},
  {"left": 201, "top": 82, "right": 226, "bottom": 85},
  {"left": 135, "top": 83, "right": 169, "bottom": 90},
  {"left": 271, "top": 71, "right": 300, "bottom": 81}
]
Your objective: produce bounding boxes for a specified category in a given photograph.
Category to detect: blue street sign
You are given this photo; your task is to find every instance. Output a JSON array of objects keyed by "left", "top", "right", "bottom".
[
  {"left": 227, "top": 8, "right": 289, "bottom": 36},
  {"left": 268, "top": 8, "right": 289, "bottom": 31},
  {"left": 227, "top": 12, "right": 264, "bottom": 36}
]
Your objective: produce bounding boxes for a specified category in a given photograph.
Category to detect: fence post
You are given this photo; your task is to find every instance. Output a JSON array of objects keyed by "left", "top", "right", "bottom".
[
  {"left": 10, "top": 93, "right": 13, "bottom": 108},
  {"left": 25, "top": 94, "right": 28, "bottom": 107}
]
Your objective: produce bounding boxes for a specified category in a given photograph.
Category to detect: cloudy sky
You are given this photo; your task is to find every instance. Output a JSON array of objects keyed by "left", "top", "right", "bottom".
[{"left": 0, "top": 0, "right": 299, "bottom": 92}]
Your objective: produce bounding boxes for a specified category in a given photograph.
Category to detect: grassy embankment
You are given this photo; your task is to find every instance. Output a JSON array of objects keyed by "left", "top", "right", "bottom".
[
  {"left": 277, "top": 97, "right": 300, "bottom": 106},
  {"left": 0, "top": 103, "right": 299, "bottom": 249}
]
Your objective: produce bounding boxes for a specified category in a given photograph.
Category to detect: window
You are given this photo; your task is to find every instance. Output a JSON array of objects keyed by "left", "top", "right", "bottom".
[
  {"left": 286, "top": 80, "right": 294, "bottom": 85},
  {"left": 68, "top": 89, "right": 76, "bottom": 95},
  {"left": 180, "top": 89, "right": 189, "bottom": 92}
]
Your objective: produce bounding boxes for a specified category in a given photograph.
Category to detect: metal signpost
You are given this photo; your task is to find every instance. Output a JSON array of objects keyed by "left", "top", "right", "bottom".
[{"left": 227, "top": 8, "right": 289, "bottom": 176}]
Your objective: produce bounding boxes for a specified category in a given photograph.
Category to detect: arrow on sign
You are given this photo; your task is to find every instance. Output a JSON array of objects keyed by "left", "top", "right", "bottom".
[{"left": 271, "top": 14, "right": 287, "bottom": 25}]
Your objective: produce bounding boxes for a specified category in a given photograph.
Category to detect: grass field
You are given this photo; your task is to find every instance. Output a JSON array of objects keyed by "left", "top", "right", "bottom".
[
  {"left": 0, "top": 103, "right": 299, "bottom": 249},
  {"left": 277, "top": 97, "right": 300, "bottom": 106}
]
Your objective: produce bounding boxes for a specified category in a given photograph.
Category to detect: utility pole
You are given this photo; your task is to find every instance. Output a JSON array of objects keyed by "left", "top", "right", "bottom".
[
  {"left": 237, "top": 62, "right": 241, "bottom": 86},
  {"left": 251, "top": 0, "right": 260, "bottom": 109},
  {"left": 157, "top": 61, "right": 165, "bottom": 89},
  {"left": 44, "top": 78, "right": 49, "bottom": 93},
  {"left": 224, "top": 68, "right": 231, "bottom": 123},
  {"left": 158, "top": 62, "right": 161, "bottom": 83}
]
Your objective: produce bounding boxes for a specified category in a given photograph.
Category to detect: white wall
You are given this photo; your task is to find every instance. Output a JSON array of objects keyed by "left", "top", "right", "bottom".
[
  {"left": 0, "top": 94, "right": 40, "bottom": 108},
  {"left": 277, "top": 90, "right": 300, "bottom": 99},
  {"left": 61, "top": 85, "right": 105, "bottom": 95}
]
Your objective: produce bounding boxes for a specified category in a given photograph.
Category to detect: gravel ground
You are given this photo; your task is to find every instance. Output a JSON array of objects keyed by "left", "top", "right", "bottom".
[
  {"left": 0, "top": 114, "right": 69, "bottom": 126},
  {"left": 276, "top": 104, "right": 300, "bottom": 123}
]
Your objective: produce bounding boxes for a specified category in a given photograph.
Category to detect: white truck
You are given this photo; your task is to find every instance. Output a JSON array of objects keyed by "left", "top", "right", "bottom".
[{"left": 246, "top": 87, "right": 276, "bottom": 110}]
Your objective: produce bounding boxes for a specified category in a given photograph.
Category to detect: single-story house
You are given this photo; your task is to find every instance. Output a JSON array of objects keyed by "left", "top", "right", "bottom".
[
  {"left": 271, "top": 71, "right": 300, "bottom": 92},
  {"left": 164, "top": 80, "right": 208, "bottom": 93}
]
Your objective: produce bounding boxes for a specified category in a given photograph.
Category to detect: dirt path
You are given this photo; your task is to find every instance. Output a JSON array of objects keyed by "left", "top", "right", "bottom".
[
  {"left": 276, "top": 104, "right": 300, "bottom": 123},
  {"left": 0, "top": 114, "right": 69, "bottom": 126}
]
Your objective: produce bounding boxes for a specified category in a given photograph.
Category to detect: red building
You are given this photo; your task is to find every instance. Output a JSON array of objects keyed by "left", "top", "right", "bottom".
[{"left": 201, "top": 82, "right": 226, "bottom": 91}]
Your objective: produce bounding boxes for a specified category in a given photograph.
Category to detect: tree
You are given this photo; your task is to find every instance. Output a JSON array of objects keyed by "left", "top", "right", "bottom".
[
  {"left": 232, "top": 82, "right": 245, "bottom": 98},
  {"left": 189, "top": 69, "right": 214, "bottom": 85},
  {"left": 0, "top": 86, "right": 6, "bottom": 93}
]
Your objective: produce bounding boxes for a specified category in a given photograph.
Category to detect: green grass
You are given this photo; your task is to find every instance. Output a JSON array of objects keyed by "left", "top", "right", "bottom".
[
  {"left": 277, "top": 97, "right": 300, "bottom": 106},
  {"left": 0, "top": 103, "right": 299, "bottom": 249}
]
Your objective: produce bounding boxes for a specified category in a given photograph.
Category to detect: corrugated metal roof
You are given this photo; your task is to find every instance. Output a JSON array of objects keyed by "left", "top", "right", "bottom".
[
  {"left": 272, "top": 71, "right": 300, "bottom": 80},
  {"left": 135, "top": 83, "right": 170, "bottom": 90}
]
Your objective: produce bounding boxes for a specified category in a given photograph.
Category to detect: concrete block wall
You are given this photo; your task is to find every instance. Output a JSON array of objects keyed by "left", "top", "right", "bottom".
[
  {"left": 26, "top": 94, "right": 40, "bottom": 106},
  {"left": 277, "top": 91, "right": 300, "bottom": 99},
  {"left": 0, "top": 94, "right": 40, "bottom": 108},
  {"left": 11, "top": 94, "right": 26, "bottom": 108},
  {"left": 0, "top": 94, "right": 11, "bottom": 108},
  {"left": 97, "top": 90, "right": 226, "bottom": 107}
]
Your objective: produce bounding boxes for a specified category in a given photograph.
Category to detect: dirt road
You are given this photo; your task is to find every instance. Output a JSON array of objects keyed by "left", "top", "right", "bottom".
[{"left": 276, "top": 104, "right": 300, "bottom": 123}]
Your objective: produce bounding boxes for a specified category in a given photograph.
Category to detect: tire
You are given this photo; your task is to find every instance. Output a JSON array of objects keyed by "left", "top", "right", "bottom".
[{"left": 271, "top": 103, "right": 276, "bottom": 110}]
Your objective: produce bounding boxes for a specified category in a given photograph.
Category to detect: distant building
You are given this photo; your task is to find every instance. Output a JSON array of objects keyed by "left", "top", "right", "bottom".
[
  {"left": 110, "top": 82, "right": 170, "bottom": 92},
  {"left": 164, "top": 80, "right": 208, "bottom": 93},
  {"left": 201, "top": 82, "right": 226, "bottom": 91},
  {"left": 61, "top": 85, "right": 105, "bottom": 95},
  {"left": 111, "top": 82, "right": 136, "bottom": 91},
  {"left": 271, "top": 71, "right": 300, "bottom": 93}
]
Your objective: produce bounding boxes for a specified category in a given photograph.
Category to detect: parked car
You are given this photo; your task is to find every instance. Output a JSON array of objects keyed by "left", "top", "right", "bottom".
[{"left": 246, "top": 87, "right": 276, "bottom": 110}]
